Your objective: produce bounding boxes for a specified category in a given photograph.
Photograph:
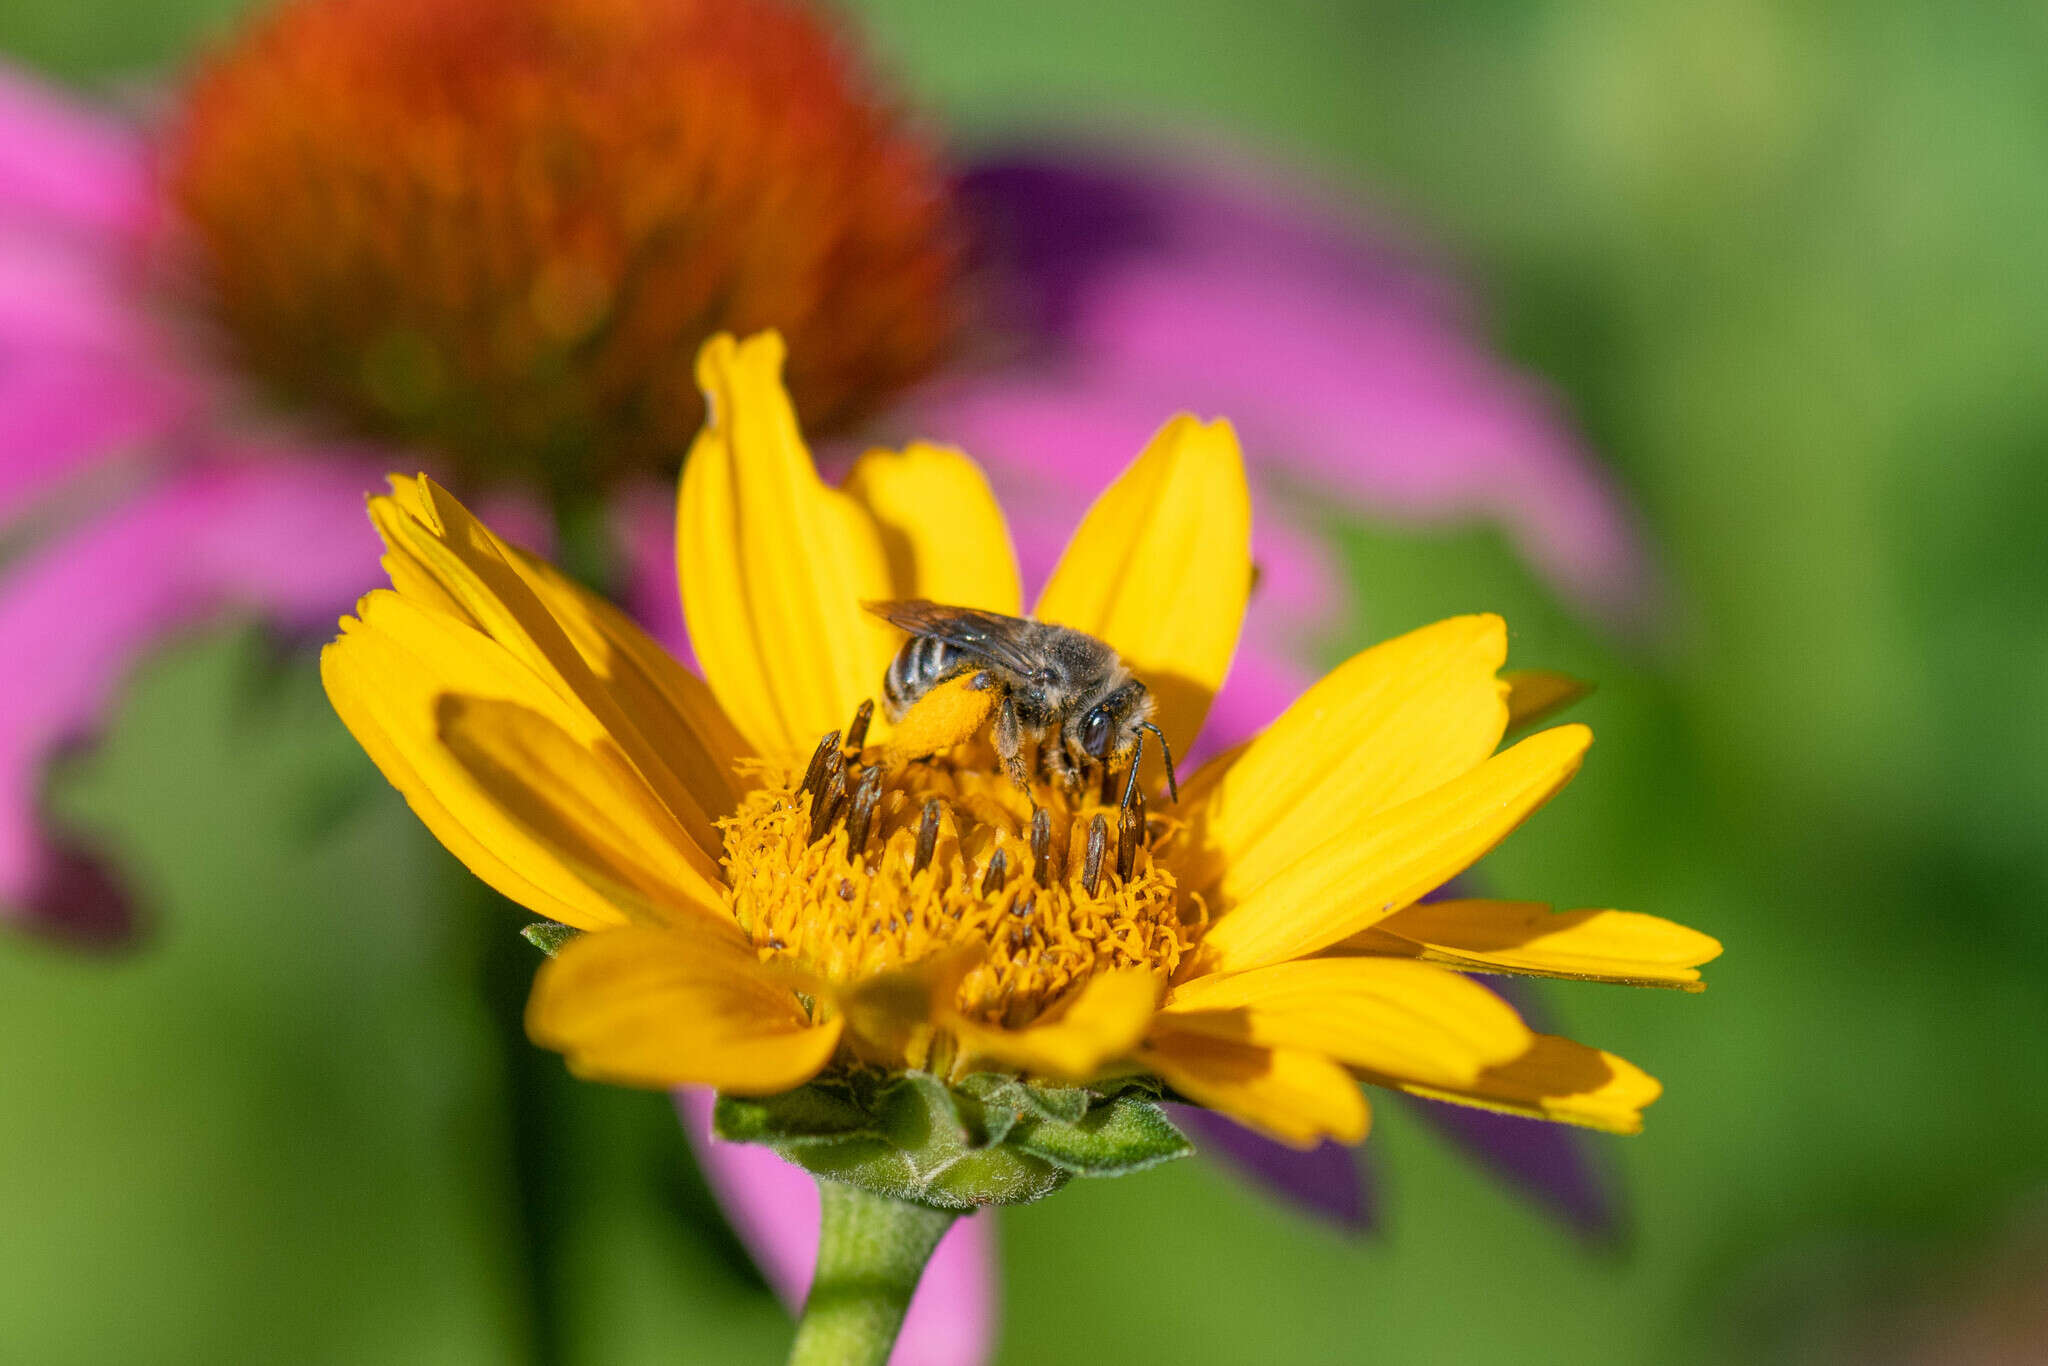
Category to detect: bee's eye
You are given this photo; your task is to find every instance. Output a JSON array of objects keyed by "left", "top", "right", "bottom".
[{"left": 1081, "top": 706, "right": 1114, "bottom": 759}]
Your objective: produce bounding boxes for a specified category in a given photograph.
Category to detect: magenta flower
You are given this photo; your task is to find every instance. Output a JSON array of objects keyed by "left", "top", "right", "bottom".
[
  {"left": 0, "top": 67, "right": 394, "bottom": 941},
  {"left": 0, "top": 41, "right": 1647, "bottom": 1366}
]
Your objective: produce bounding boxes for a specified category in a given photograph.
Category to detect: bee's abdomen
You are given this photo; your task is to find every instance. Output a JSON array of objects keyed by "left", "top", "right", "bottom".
[{"left": 883, "top": 635, "right": 967, "bottom": 720}]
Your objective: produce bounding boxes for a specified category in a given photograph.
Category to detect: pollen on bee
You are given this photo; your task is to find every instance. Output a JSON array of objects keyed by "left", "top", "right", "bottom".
[{"left": 720, "top": 701, "right": 1192, "bottom": 1035}]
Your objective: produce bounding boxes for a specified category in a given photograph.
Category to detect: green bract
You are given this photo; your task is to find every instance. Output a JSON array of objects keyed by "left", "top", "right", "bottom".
[{"left": 713, "top": 1070, "right": 1193, "bottom": 1211}]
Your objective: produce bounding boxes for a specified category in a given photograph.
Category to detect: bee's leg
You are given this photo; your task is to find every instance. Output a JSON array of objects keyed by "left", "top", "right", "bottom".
[
  {"left": 994, "top": 694, "right": 1030, "bottom": 791},
  {"left": 1047, "top": 741, "right": 1083, "bottom": 793}
]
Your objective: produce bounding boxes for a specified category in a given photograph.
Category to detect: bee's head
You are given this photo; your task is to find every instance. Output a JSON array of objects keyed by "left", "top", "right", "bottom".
[{"left": 1072, "top": 681, "right": 1178, "bottom": 804}]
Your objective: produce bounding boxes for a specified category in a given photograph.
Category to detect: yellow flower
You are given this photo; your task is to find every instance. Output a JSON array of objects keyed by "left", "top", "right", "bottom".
[{"left": 323, "top": 330, "right": 1719, "bottom": 1151}]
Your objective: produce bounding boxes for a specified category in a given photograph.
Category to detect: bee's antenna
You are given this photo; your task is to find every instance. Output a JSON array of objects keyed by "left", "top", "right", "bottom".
[{"left": 1139, "top": 722, "right": 1179, "bottom": 803}]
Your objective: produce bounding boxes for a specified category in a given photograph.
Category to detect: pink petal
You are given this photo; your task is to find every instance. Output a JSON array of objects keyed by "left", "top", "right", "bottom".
[
  {"left": 922, "top": 152, "right": 1656, "bottom": 626},
  {"left": 0, "top": 206, "right": 211, "bottom": 525},
  {"left": 0, "top": 349, "right": 200, "bottom": 523},
  {"left": 0, "top": 61, "right": 151, "bottom": 242},
  {"left": 0, "top": 455, "right": 390, "bottom": 923},
  {"left": 675, "top": 1089, "right": 998, "bottom": 1366},
  {"left": 614, "top": 481, "right": 693, "bottom": 667},
  {"left": 1193, "top": 622, "right": 1318, "bottom": 760}
]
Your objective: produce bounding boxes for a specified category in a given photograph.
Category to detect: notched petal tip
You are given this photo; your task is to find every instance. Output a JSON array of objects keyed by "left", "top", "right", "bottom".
[
  {"left": 1352, "top": 899, "right": 1723, "bottom": 991},
  {"left": 1366, "top": 1034, "right": 1662, "bottom": 1135},
  {"left": 1503, "top": 667, "right": 1596, "bottom": 737},
  {"left": 1035, "top": 407, "right": 1252, "bottom": 752},
  {"left": 677, "top": 329, "right": 894, "bottom": 757}
]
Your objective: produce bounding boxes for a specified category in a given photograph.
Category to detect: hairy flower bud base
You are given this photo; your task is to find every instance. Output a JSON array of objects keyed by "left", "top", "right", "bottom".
[{"left": 714, "top": 1069, "right": 1191, "bottom": 1211}]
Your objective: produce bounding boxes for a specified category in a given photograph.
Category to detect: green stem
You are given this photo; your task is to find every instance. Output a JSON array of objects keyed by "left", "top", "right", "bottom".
[{"left": 787, "top": 1180, "right": 956, "bottom": 1366}]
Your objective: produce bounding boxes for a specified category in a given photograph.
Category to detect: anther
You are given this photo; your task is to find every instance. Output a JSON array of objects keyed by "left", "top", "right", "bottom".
[
  {"left": 1029, "top": 807, "right": 1052, "bottom": 884},
  {"left": 1082, "top": 814, "right": 1108, "bottom": 896},
  {"left": 1011, "top": 893, "right": 1035, "bottom": 919},
  {"left": 814, "top": 741, "right": 846, "bottom": 811},
  {"left": 844, "top": 699, "right": 874, "bottom": 754},
  {"left": 1116, "top": 788, "right": 1144, "bottom": 882},
  {"left": 912, "top": 798, "right": 942, "bottom": 875},
  {"left": 837, "top": 878, "right": 856, "bottom": 900},
  {"left": 981, "top": 848, "right": 1009, "bottom": 896},
  {"left": 844, "top": 767, "right": 883, "bottom": 861},
  {"left": 808, "top": 766, "right": 847, "bottom": 844},
  {"left": 798, "top": 729, "right": 840, "bottom": 799}
]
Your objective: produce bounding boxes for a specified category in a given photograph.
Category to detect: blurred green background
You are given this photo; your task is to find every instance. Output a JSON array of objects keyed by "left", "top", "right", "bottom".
[{"left": 7, "top": 2, "right": 2048, "bottom": 1362}]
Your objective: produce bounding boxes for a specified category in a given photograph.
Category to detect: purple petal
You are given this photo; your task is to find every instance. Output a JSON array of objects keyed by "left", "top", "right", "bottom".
[
  {"left": 0, "top": 455, "right": 389, "bottom": 928},
  {"left": 675, "top": 1090, "right": 998, "bottom": 1366},
  {"left": 1405, "top": 977, "right": 1619, "bottom": 1239},
  {"left": 931, "top": 150, "right": 1654, "bottom": 626},
  {"left": 11, "top": 826, "right": 137, "bottom": 946},
  {"left": 1403, "top": 1098, "right": 1617, "bottom": 1240},
  {"left": 958, "top": 154, "right": 1461, "bottom": 350},
  {"left": 1172, "top": 1104, "right": 1374, "bottom": 1232},
  {"left": 0, "top": 61, "right": 151, "bottom": 242}
]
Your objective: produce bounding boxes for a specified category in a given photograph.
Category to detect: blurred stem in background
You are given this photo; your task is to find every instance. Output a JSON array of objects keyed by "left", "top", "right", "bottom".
[{"left": 483, "top": 910, "right": 571, "bottom": 1365}]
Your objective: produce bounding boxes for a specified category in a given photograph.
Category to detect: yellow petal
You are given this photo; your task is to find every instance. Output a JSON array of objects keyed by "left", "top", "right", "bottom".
[
  {"left": 371, "top": 475, "right": 733, "bottom": 853},
  {"left": 1141, "top": 1027, "right": 1370, "bottom": 1149},
  {"left": 437, "top": 696, "right": 732, "bottom": 924},
  {"left": 951, "top": 970, "right": 1160, "bottom": 1082},
  {"left": 1188, "top": 724, "right": 1594, "bottom": 978},
  {"left": 325, "top": 594, "right": 656, "bottom": 931},
  {"left": 882, "top": 673, "right": 997, "bottom": 765},
  {"left": 1503, "top": 668, "right": 1594, "bottom": 738},
  {"left": 528, "top": 924, "right": 842, "bottom": 1094},
  {"left": 1159, "top": 958, "right": 1532, "bottom": 1088},
  {"left": 1034, "top": 414, "right": 1251, "bottom": 757},
  {"left": 1348, "top": 899, "right": 1722, "bottom": 991},
  {"left": 1362, "top": 1034, "right": 1662, "bottom": 1134},
  {"left": 323, "top": 632, "right": 567, "bottom": 921},
  {"left": 676, "top": 332, "right": 894, "bottom": 759},
  {"left": 842, "top": 442, "right": 1023, "bottom": 615},
  {"left": 1182, "top": 615, "right": 1509, "bottom": 897},
  {"left": 827, "top": 947, "right": 982, "bottom": 1070},
  {"left": 505, "top": 542, "right": 750, "bottom": 839}
]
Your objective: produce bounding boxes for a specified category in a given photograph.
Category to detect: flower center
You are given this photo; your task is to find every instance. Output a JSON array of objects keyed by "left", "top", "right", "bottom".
[
  {"left": 721, "top": 708, "right": 1195, "bottom": 1030},
  {"left": 161, "top": 0, "right": 960, "bottom": 489}
]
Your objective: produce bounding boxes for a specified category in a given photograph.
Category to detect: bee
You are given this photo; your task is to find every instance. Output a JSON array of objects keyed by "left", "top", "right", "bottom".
[{"left": 866, "top": 599, "right": 1178, "bottom": 809}]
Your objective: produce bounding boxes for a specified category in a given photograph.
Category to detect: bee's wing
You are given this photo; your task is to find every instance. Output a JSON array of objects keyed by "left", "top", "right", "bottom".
[{"left": 862, "top": 599, "right": 1047, "bottom": 678}]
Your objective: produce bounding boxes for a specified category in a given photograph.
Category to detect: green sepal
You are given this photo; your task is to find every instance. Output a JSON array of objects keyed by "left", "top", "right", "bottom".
[
  {"left": 951, "top": 1072, "right": 1089, "bottom": 1146},
  {"left": 520, "top": 921, "right": 581, "bottom": 956},
  {"left": 714, "top": 1069, "right": 1187, "bottom": 1211},
  {"left": 1006, "top": 1092, "right": 1192, "bottom": 1177},
  {"left": 714, "top": 1081, "right": 878, "bottom": 1148},
  {"left": 780, "top": 1074, "right": 1069, "bottom": 1211}
]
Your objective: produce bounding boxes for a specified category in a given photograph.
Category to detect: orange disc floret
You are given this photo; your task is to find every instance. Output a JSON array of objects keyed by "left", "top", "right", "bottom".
[{"left": 163, "top": 0, "right": 961, "bottom": 488}]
